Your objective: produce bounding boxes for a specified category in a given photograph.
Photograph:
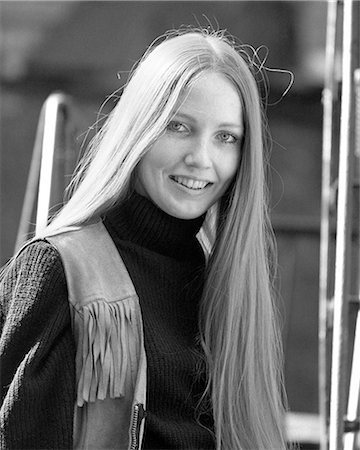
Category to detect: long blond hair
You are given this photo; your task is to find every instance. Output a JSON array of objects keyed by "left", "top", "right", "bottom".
[{"left": 39, "top": 29, "right": 288, "bottom": 449}]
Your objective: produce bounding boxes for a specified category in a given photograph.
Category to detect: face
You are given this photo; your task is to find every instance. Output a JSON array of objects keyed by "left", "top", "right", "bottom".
[{"left": 135, "top": 72, "right": 244, "bottom": 219}]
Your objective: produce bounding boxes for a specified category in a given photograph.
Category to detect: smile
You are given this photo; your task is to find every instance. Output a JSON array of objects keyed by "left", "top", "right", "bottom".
[{"left": 170, "top": 176, "right": 211, "bottom": 190}]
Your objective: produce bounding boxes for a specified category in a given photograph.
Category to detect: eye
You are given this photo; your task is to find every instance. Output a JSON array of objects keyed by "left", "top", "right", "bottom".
[
  {"left": 167, "top": 121, "right": 188, "bottom": 133},
  {"left": 217, "top": 132, "right": 239, "bottom": 144}
]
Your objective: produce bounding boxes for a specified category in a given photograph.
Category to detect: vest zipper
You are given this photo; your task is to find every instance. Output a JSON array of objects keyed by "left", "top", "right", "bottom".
[{"left": 130, "top": 403, "right": 146, "bottom": 450}]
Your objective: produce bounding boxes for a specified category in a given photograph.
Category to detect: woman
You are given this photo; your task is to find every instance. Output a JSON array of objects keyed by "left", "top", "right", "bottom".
[{"left": 0, "top": 28, "right": 288, "bottom": 449}]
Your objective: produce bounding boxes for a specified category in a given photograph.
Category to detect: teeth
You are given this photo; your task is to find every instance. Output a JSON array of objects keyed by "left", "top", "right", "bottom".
[{"left": 172, "top": 176, "right": 209, "bottom": 190}]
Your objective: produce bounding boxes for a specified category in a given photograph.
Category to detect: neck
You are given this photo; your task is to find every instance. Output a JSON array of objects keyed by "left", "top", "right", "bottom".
[{"left": 104, "top": 191, "right": 205, "bottom": 259}]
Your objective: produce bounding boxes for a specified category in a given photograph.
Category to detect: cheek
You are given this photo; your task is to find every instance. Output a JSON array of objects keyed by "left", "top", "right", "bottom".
[
  {"left": 134, "top": 150, "right": 162, "bottom": 194},
  {"left": 141, "top": 141, "right": 175, "bottom": 171},
  {"left": 137, "top": 153, "right": 162, "bottom": 181},
  {"left": 135, "top": 143, "right": 174, "bottom": 193},
  {"left": 218, "top": 151, "right": 241, "bottom": 184}
]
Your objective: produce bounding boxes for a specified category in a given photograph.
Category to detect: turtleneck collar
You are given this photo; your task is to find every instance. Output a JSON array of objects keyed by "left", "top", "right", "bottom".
[{"left": 104, "top": 191, "right": 205, "bottom": 259}]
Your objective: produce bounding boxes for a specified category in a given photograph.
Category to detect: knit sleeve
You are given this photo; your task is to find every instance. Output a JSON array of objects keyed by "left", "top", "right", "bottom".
[{"left": 0, "top": 240, "right": 76, "bottom": 449}]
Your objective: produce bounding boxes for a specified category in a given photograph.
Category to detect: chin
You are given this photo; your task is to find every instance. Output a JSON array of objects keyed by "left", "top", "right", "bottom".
[{"left": 165, "top": 204, "right": 207, "bottom": 220}]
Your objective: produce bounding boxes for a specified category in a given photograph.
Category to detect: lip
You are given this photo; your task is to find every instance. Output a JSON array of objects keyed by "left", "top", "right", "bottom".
[
  {"left": 169, "top": 175, "right": 213, "bottom": 192},
  {"left": 169, "top": 175, "right": 213, "bottom": 183}
]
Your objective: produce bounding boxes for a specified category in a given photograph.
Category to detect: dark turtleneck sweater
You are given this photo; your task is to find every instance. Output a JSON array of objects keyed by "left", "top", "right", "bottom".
[
  {"left": 104, "top": 192, "right": 215, "bottom": 449},
  {"left": 0, "top": 192, "right": 214, "bottom": 449}
]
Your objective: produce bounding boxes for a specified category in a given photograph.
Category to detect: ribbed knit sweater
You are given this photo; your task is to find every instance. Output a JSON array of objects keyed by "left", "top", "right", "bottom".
[
  {"left": 104, "top": 192, "right": 214, "bottom": 449},
  {"left": 0, "top": 192, "right": 214, "bottom": 449},
  {"left": 0, "top": 240, "right": 75, "bottom": 448}
]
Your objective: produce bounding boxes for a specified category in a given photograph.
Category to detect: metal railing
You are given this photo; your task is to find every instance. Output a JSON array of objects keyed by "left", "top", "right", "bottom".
[
  {"left": 14, "top": 92, "right": 78, "bottom": 249},
  {"left": 319, "top": 0, "right": 360, "bottom": 448}
]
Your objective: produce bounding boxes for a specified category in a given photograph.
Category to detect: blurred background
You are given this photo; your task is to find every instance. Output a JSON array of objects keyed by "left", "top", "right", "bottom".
[{"left": 1, "top": 1, "right": 329, "bottom": 445}]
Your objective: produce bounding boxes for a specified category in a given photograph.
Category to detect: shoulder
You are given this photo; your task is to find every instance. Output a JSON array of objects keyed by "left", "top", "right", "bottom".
[
  {"left": 6, "top": 239, "right": 65, "bottom": 290},
  {"left": 16, "top": 238, "right": 63, "bottom": 268},
  {"left": 0, "top": 239, "right": 68, "bottom": 324},
  {"left": 45, "top": 223, "right": 138, "bottom": 306}
]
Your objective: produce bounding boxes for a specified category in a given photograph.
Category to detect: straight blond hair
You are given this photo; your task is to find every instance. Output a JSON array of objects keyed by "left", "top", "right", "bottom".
[{"left": 38, "top": 29, "right": 288, "bottom": 449}]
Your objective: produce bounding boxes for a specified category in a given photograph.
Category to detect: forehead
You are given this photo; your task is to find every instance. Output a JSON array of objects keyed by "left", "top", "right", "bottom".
[{"left": 175, "top": 72, "right": 243, "bottom": 124}]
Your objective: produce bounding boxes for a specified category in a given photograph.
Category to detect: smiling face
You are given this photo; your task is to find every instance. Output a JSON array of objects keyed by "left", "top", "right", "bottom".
[{"left": 135, "top": 72, "right": 244, "bottom": 219}]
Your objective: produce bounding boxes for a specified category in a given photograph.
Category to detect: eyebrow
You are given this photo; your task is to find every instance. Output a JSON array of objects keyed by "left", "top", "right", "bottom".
[{"left": 172, "top": 111, "right": 243, "bottom": 131}]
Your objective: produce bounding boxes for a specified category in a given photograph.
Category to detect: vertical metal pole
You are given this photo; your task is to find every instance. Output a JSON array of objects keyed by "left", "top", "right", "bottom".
[
  {"left": 344, "top": 311, "right": 360, "bottom": 450},
  {"left": 14, "top": 106, "right": 45, "bottom": 250},
  {"left": 343, "top": 67, "right": 360, "bottom": 450},
  {"left": 319, "top": 2, "right": 339, "bottom": 448},
  {"left": 329, "top": 0, "right": 356, "bottom": 448},
  {"left": 35, "top": 93, "right": 67, "bottom": 234}
]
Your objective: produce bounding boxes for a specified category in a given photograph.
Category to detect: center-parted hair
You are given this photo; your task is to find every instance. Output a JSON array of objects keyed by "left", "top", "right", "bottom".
[{"left": 40, "top": 29, "right": 288, "bottom": 449}]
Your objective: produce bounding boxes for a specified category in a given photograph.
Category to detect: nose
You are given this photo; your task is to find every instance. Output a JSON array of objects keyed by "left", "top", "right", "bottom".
[{"left": 183, "top": 137, "right": 211, "bottom": 169}]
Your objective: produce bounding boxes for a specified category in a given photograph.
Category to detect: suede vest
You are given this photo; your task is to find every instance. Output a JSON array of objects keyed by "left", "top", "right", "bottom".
[{"left": 48, "top": 222, "right": 147, "bottom": 450}]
